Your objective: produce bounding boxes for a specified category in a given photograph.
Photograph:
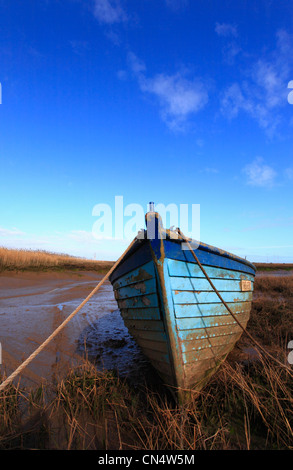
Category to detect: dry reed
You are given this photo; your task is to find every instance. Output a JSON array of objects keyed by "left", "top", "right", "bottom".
[{"left": 0, "top": 247, "right": 114, "bottom": 272}]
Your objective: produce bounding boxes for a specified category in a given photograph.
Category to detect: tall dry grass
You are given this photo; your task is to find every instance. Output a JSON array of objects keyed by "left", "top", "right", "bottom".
[
  {"left": 1, "top": 354, "right": 293, "bottom": 450},
  {"left": 0, "top": 247, "right": 114, "bottom": 273},
  {"left": 250, "top": 275, "right": 293, "bottom": 346}
]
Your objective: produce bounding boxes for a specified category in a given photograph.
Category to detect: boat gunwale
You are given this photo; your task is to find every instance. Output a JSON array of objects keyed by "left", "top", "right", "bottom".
[{"left": 109, "top": 232, "right": 256, "bottom": 284}]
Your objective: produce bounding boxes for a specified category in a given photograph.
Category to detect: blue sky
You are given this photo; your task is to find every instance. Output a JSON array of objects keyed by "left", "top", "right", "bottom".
[{"left": 0, "top": 0, "right": 293, "bottom": 262}]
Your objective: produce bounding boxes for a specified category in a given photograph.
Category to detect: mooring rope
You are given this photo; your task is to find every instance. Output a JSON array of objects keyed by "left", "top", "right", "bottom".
[
  {"left": 176, "top": 228, "right": 293, "bottom": 374},
  {"left": 0, "top": 237, "right": 137, "bottom": 392}
]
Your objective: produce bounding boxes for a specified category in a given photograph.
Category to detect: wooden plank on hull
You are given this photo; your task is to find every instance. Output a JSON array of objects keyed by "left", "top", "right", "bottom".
[
  {"left": 182, "top": 337, "right": 241, "bottom": 364},
  {"left": 175, "top": 322, "right": 248, "bottom": 342},
  {"left": 180, "top": 331, "right": 243, "bottom": 353},
  {"left": 136, "top": 337, "right": 169, "bottom": 354},
  {"left": 112, "top": 260, "right": 155, "bottom": 289},
  {"left": 122, "top": 307, "right": 162, "bottom": 321},
  {"left": 172, "top": 290, "right": 252, "bottom": 304},
  {"left": 127, "top": 328, "right": 167, "bottom": 343},
  {"left": 169, "top": 276, "right": 253, "bottom": 292},
  {"left": 174, "top": 301, "right": 251, "bottom": 319},
  {"left": 167, "top": 259, "right": 255, "bottom": 280},
  {"left": 117, "top": 292, "right": 158, "bottom": 309},
  {"left": 175, "top": 312, "right": 250, "bottom": 331},
  {"left": 115, "top": 278, "right": 157, "bottom": 299},
  {"left": 123, "top": 318, "right": 165, "bottom": 332},
  {"left": 184, "top": 353, "right": 231, "bottom": 388}
]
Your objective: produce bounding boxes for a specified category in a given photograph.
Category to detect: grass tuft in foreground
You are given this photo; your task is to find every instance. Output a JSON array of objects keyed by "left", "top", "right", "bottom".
[{"left": 1, "top": 352, "right": 293, "bottom": 449}]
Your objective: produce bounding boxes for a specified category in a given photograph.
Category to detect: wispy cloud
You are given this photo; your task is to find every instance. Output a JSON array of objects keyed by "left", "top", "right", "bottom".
[
  {"left": 93, "top": 0, "right": 127, "bottom": 25},
  {"left": 215, "top": 22, "right": 238, "bottom": 38},
  {"left": 127, "top": 52, "right": 146, "bottom": 75},
  {"left": 0, "top": 227, "right": 25, "bottom": 237},
  {"left": 0, "top": 228, "right": 126, "bottom": 260},
  {"left": 221, "top": 41, "right": 241, "bottom": 65},
  {"left": 242, "top": 218, "right": 293, "bottom": 232},
  {"left": 69, "top": 40, "right": 89, "bottom": 56},
  {"left": 199, "top": 167, "right": 219, "bottom": 174},
  {"left": 165, "top": 0, "right": 189, "bottom": 11},
  {"left": 127, "top": 52, "right": 208, "bottom": 131},
  {"left": 242, "top": 157, "right": 277, "bottom": 187},
  {"left": 215, "top": 23, "right": 241, "bottom": 65},
  {"left": 285, "top": 168, "right": 293, "bottom": 180},
  {"left": 196, "top": 138, "right": 204, "bottom": 147},
  {"left": 67, "top": 230, "right": 98, "bottom": 243},
  {"left": 221, "top": 83, "right": 252, "bottom": 118},
  {"left": 220, "top": 29, "right": 293, "bottom": 136},
  {"left": 140, "top": 73, "right": 208, "bottom": 131}
]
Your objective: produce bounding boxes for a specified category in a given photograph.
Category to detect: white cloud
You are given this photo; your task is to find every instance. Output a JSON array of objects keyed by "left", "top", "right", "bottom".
[
  {"left": 141, "top": 73, "right": 208, "bottom": 130},
  {"left": 251, "top": 59, "right": 287, "bottom": 110},
  {"left": 242, "top": 157, "right": 277, "bottom": 187},
  {"left": 0, "top": 227, "right": 25, "bottom": 237},
  {"left": 215, "top": 22, "right": 238, "bottom": 38},
  {"left": 215, "top": 23, "right": 241, "bottom": 64},
  {"left": 128, "top": 52, "right": 208, "bottom": 131},
  {"left": 127, "top": 52, "right": 146, "bottom": 75},
  {"left": 220, "top": 30, "right": 293, "bottom": 136},
  {"left": 93, "top": 0, "right": 127, "bottom": 24},
  {"left": 220, "top": 83, "right": 253, "bottom": 118}
]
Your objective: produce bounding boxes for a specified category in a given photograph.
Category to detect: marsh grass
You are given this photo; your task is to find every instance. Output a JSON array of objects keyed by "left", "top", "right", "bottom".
[
  {"left": 254, "top": 263, "right": 293, "bottom": 272},
  {"left": 0, "top": 247, "right": 114, "bottom": 273},
  {"left": 1, "top": 273, "right": 293, "bottom": 450},
  {"left": 250, "top": 275, "right": 293, "bottom": 346}
]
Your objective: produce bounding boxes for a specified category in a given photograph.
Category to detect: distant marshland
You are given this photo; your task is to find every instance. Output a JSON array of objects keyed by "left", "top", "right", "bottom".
[{"left": 0, "top": 247, "right": 114, "bottom": 273}]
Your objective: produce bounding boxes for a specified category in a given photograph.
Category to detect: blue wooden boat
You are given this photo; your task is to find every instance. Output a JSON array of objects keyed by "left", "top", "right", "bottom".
[{"left": 109, "top": 206, "right": 256, "bottom": 400}]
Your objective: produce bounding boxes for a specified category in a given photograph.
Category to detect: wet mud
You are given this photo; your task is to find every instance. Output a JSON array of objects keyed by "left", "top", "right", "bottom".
[{"left": 0, "top": 271, "right": 151, "bottom": 389}]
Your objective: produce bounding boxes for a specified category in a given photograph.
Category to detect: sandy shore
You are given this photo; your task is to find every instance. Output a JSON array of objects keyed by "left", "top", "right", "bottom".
[{"left": 0, "top": 271, "right": 148, "bottom": 389}]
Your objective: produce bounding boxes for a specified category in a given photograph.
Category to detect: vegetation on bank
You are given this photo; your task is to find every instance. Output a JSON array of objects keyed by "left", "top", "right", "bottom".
[
  {"left": 0, "top": 247, "right": 114, "bottom": 273},
  {"left": 254, "top": 262, "right": 293, "bottom": 272},
  {"left": 0, "top": 274, "right": 293, "bottom": 450}
]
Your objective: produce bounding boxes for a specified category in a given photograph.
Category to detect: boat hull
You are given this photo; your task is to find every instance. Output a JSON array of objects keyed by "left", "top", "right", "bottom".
[{"left": 109, "top": 236, "right": 256, "bottom": 399}]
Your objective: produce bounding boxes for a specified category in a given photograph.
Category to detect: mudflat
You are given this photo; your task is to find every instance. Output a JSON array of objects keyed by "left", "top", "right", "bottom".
[{"left": 0, "top": 270, "right": 147, "bottom": 388}]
